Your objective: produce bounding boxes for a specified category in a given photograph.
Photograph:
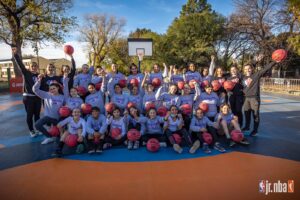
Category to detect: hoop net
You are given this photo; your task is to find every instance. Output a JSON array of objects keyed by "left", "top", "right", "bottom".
[{"left": 137, "top": 49, "right": 145, "bottom": 61}]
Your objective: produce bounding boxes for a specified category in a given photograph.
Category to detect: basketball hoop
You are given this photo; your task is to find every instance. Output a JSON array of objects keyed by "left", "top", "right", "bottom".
[{"left": 137, "top": 48, "right": 145, "bottom": 61}]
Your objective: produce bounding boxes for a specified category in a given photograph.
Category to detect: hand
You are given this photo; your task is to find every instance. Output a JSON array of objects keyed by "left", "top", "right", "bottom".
[
  {"left": 37, "top": 74, "right": 44, "bottom": 82},
  {"left": 144, "top": 71, "right": 150, "bottom": 76},
  {"left": 123, "top": 110, "right": 128, "bottom": 116},
  {"left": 254, "top": 54, "right": 264, "bottom": 62},
  {"left": 182, "top": 68, "right": 187, "bottom": 74},
  {"left": 163, "top": 63, "right": 167, "bottom": 68}
]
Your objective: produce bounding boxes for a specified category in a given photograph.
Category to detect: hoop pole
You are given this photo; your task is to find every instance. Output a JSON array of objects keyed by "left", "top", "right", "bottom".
[{"left": 138, "top": 60, "right": 141, "bottom": 73}]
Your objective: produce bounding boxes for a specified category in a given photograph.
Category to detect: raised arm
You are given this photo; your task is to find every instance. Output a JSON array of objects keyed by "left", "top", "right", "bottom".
[
  {"left": 12, "top": 48, "right": 28, "bottom": 75},
  {"left": 63, "top": 76, "right": 70, "bottom": 99},
  {"left": 162, "top": 63, "right": 168, "bottom": 78},
  {"left": 32, "top": 75, "right": 51, "bottom": 99},
  {"left": 209, "top": 55, "right": 216, "bottom": 76},
  {"left": 194, "top": 82, "right": 201, "bottom": 101},
  {"left": 69, "top": 56, "right": 76, "bottom": 78}
]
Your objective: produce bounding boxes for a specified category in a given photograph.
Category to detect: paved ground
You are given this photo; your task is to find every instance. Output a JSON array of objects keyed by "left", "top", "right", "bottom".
[{"left": 0, "top": 93, "right": 299, "bottom": 200}]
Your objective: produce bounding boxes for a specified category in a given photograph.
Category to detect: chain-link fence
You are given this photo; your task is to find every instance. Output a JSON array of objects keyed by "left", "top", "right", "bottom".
[{"left": 261, "top": 78, "right": 300, "bottom": 96}]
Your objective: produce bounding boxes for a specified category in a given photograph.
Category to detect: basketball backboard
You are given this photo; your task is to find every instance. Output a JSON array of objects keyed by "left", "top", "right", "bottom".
[{"left": 128, "top": 38, "right": 153, "bottom": 56}]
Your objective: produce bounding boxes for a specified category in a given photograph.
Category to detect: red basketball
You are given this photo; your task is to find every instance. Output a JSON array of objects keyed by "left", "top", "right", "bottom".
[
  {"left": 127, "top": 102, "right": 136, "bottom": 109},
  {"left": 130, "top": 78, "right": 139, "bottom": 87},
  {"left": 230, "top": 130, "right": 244, "bottom": 142},
  {"left": 111, "top": 128, "right": 121, "bottom": 139},
  {"left": 64, "top": 134, "right": 78, "bottom": 147},
  {"left": 127, "top": 129, "right": 141, "bottom": 141},
  {"left": 59, "top": 106, "right": 71, "bottom": 118},
  {"left": 202, "top": 132, "right": 213, "bottom": 145},
  {"left": 118, "top": 79, "right": 127, "bottom": 88},
  {"left": 48, "top": 126, "right": 60, "bottom": 137},
  {"left": 173, "top": 133, "right": 182, "bottom": 144},
  {"left": 272, "top": 49, "right": 287, "bottom": 62},
  {"left": 145, "top": 102, "right": 156, "bottom": 112},
  {"left": 211, "top": 80, "right": 221, "bottom": 91},
  {"left": 199, "top": 102, "right": 209, "bottom": 113},
  {"left": 81, "top": 103, "right": 92, "bottom": 115},
  {"left": 201, "top": 80, "right": 209, "bottom": 88},
  {"left": 180, "top": 104, "right": 192, "bottom": 115},
  {"left": 76, "top": 86, "right": 87, "bottom": 96},
  {"left": 64, "top": 45, "right": 74, "bottom": 55},
  {"left": 157, "top": 106, "right": 168, "bottom": 117},
  {"left": 95, "top": 82, "right": 102, "bottom": 91},
  {"left": 177, "top": 81, "right": 185, "bottom": 90},
  {"left": 146, "top": 138, "right": 160, "bottom": 152},
  {"left": 223, "top": 80, "right": 235, "bottom": 91},
  {"left": 105, "top": 103, "right": 115, "bottom": 114},
  {"left": 188, "top": 79, "right": 197, "bottom": 89},
  {"left": 152, "top": 78, "right": 161, "bottom": 88}
]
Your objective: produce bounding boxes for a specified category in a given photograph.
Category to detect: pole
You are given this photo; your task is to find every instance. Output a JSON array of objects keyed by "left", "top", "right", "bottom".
[
  {"left": 138, "top": 60, "right": 141, "bottom": 73},
  {"left": 7, "top": 68, "right": 11, "bottom": 88}
]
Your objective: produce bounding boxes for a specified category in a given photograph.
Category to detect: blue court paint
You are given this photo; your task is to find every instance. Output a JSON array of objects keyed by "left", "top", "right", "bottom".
[
  {"left": 0, "top": 135, "right": 44, "bottom": 148},
  {"left": 65, "top": 147, "right": 229, "bottom": 162}
]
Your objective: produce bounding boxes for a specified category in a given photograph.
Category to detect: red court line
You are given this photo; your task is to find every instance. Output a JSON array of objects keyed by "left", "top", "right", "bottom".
[
  {"left": 0, "top": 152, "right": 299, "bottom": 200},
  {"left": 0, "top": 100, "right": 22, "bottom": 111}
]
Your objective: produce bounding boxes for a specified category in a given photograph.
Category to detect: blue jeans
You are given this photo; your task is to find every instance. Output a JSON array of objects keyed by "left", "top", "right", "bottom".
[{"left": 35, "top": 116, "right": 58, "bottom": 138}]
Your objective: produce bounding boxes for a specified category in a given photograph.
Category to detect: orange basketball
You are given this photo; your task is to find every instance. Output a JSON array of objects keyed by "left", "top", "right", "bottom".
[{"left": 272, "top": 49, "right": 287, "bottom": 62}]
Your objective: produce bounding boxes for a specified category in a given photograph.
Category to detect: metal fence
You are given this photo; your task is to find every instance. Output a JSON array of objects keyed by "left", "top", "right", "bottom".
[{"left": 261, "top": 78, "right": 300, "bottom": 95}]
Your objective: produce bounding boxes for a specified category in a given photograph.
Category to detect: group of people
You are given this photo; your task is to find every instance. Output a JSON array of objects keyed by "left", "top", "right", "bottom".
[{"left": 12, "top": 47, "right": 278, "bottom": 157}]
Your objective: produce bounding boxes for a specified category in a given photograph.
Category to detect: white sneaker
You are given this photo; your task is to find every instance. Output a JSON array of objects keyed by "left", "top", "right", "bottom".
[
  {"left": 159, "top": 142, "right": 167, "bottom": 147},
  {"left": 41, "top": 137, "right": 56, "bottom": 145},
  {"left": 35, "top": 130, "right": 43, "bottom": 136},
  {"left": 29, "top": 131, "right": 37, "bottom": 138}
]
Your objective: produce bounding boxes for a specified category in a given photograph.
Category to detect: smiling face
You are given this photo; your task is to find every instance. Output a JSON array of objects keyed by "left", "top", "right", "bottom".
[
  {"left": 147, "top": 84, "right": 154, "bottom": 93},
  {"left": 30, "top": 62, "right": 39, "bottom": 73},
  {"left": 132, "top": 86, "right": 138, "bottom": 95},
  {"left": 189, "top": 63, "right": 195, "bottom": 72},
  {"left": 202, "top": 68, "right": 209, "bottom": 76},
  {"left": 96, "top": 67, "right": 103, "bottom": 76},
  {"left": 169, "top": 85, "right": 178, "bottom": 95},
  {"left": 49, "top": 85, "right": 59, "bottom": 95},
  {"left": 196, "top": 109, "right": 204, "bottom": 119},
  {"left": 70, "top": 88, "right": 78, "bottom": 97},
  {"left": 114, "top": 84, "right": 122, "bottom": 94},
  {"left": 230, "top": 67, "right": 238, "bottom": 77},
  {"left": 221, "top": 105, "right": 230, "bottom": 115},
  {"left": 62, "top": 65, "right": 70, "bottom": 74},
  {"left": 131, "top": 65, "right": 138, "bottom": 75},
  {"left": 88, "top": 84, "right": 96, "bottom": 94},
  {"left": 153, "top": 64, "right": 160, "bottom": 73},
  {"left": 244, "top": 65, "right": 253, "bottom": 76},
  {"left": 183, "top": 84, "right": 191, "bottom": 95},
  {"left": 129, "top": 107, "right": 137, "bottom": 116},
  {"left": 92, "top": 109, "right": 100, "bottom": 118},
  {"left": 82, "top": 64, "right": 89, "bottom": 74},
  {"left": 72, "top": 108, "right": 81, "bottom": 119},
  {"left": 47, "top": 64, "right": 56, "bottom": 75},
  {"left": 111, "top": 64, "right": 117, "bottom": 73},
  {"left": 170, "top": 106, "right": 178, "bottom": 116},
  {"left": 205, "top": 86, "right": 212, "bottom": 95},
  {"left": 216, "top": 67, "right": 223, "bottom": 77},
  {"left": 148, "top": 109, "right": 156, "bottom": 119},
  {"left": 113, "top": 109, "right": 120, "bottom": 118}
]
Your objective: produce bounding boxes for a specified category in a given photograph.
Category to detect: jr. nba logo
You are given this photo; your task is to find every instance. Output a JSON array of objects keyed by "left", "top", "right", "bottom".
[{"left": 259, "top": 180, "right": 266, "bottom": 193}]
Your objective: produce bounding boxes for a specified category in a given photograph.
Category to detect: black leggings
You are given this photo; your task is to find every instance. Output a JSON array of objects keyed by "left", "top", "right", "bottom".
[
  {"left": 229, "top": 95, "right": 244, "bottom": 126},
  {"left": 191, "top": 126, "right": 219, "bottom": 147},
  {"left": 23, "top": 96, "right": 42, "bottom": 131},
  {"left": 165, "top": 128, "right": 193, "bottom": 147}
]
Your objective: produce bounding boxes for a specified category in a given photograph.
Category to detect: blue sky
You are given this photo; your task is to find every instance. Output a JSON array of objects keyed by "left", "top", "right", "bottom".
[
  {"left": 70, "top": 0, "right": 235, "bottom": 36},
  {"left": 1, "top": 0, "right": 235, "bottom": 65}
]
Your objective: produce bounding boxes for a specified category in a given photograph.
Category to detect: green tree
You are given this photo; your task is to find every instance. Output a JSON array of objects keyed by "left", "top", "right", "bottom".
[
  {"left": 0, "top": 0, "right": 76, "bottom": 76},
  {"left": 164, "top": 0, "right": 225, "bottom": 67}
]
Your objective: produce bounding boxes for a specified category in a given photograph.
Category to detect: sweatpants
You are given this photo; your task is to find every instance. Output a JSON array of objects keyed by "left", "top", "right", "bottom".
[
  {"left": 191, "top": 126, "right": 219, "bottom": 147},
  {"left": 35, "top": 116, "right": 58, "bottom": 137},
  {"left": 243, "top": 96, "right": 260, "bottom": 132},
  {"left": 165, "top": 128, "right": 193, "bottom": 147},
  {"left": 229, "top": 94, "right": 244, "bottom": 126},
  {"left": 23, "top": 96, "right": 42, "bottom": 131},
  {"left": 104, "top": 135, "right": 127, "bottom": 146}
]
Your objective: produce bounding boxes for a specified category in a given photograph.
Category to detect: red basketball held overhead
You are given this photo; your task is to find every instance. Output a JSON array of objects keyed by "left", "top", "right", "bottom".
[
  {"left": 64, "top": 45, "right": 74, "bottom": 55},
  {"left": 272, "top": 49, "right": 287, "bottom": 62}
]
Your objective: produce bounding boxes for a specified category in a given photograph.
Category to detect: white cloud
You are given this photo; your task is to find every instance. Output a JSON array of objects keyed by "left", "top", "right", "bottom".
[{"left": 0, "top": 41, "right": 89, "bottom": 68}]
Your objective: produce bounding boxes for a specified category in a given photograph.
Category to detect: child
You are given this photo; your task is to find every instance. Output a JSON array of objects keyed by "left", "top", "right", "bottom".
[
  {"left": 128, "top": 85, "right": 144, "bottom": 112},
  {"left": 215, "top": 104, "right": 249, "bottom": 147},
  {"left": 148, "top": 63, "right": 168, "bottom": 84},
  {"left": 33, "top": 74, "right": 65, "bottom": 145},
  {"left": 141, "top": 108, "right": 167, "bottom": 147},
  {"left": 85, "top": 83, "right": 105, "bottom": 114},
  {"left": 125, "top": 106, "right": 145, "bottom": 150},
  {"left": 106, "top": 81, "right": 128, "bottom": 112},
  {"left": 127, "top": 63, "right": 144, "bottom": 88},
  {"left": 54, "top": 108, "right": 86, "bottom": 157},
  {"left": 91, "top": 66, "right": 105, "bottom": 85},
  {"left": 105, "top": 107, "right": 127, "bottom": 147},
  {"left": 194, "top": 84, "right": 224, "bottom": 121},
  {"left": 169, "top": 65, "right": 184, "bottom": 84},
  {"left": 73, "top": 64, "right": 94, "bottom": 90},
  {"left": 164, "top": 105, "right": 199, "bottom": 154},
  {"left": 155, "top": 84, "right": 181, "bottom": 109},
  {"left": 201, "top": 55, "right": 216, "bottom": 82},
  {"left": 184, "top": 63, "right": 202, "bottom": 83},
  {"left": 59, "top": 55, "right": 76, "bottom": 90},
  {"left": 190, "top": 108, "right": 225, "bottom": 153},
  {"left": 63, "top": 77, "right": 83, "bottom": 110},
  {"left": 86, "top": 107, "right": 107, "bottom": 153}
]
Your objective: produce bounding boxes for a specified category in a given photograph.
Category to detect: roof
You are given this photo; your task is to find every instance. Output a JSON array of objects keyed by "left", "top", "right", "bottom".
[{"left": 0, "top": 56, "right": 35, "bottom": 62}]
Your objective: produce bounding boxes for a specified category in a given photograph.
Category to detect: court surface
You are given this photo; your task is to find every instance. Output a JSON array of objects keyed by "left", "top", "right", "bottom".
[{"left": 0, "top": 93, "right": 299, "bottom": 200}]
